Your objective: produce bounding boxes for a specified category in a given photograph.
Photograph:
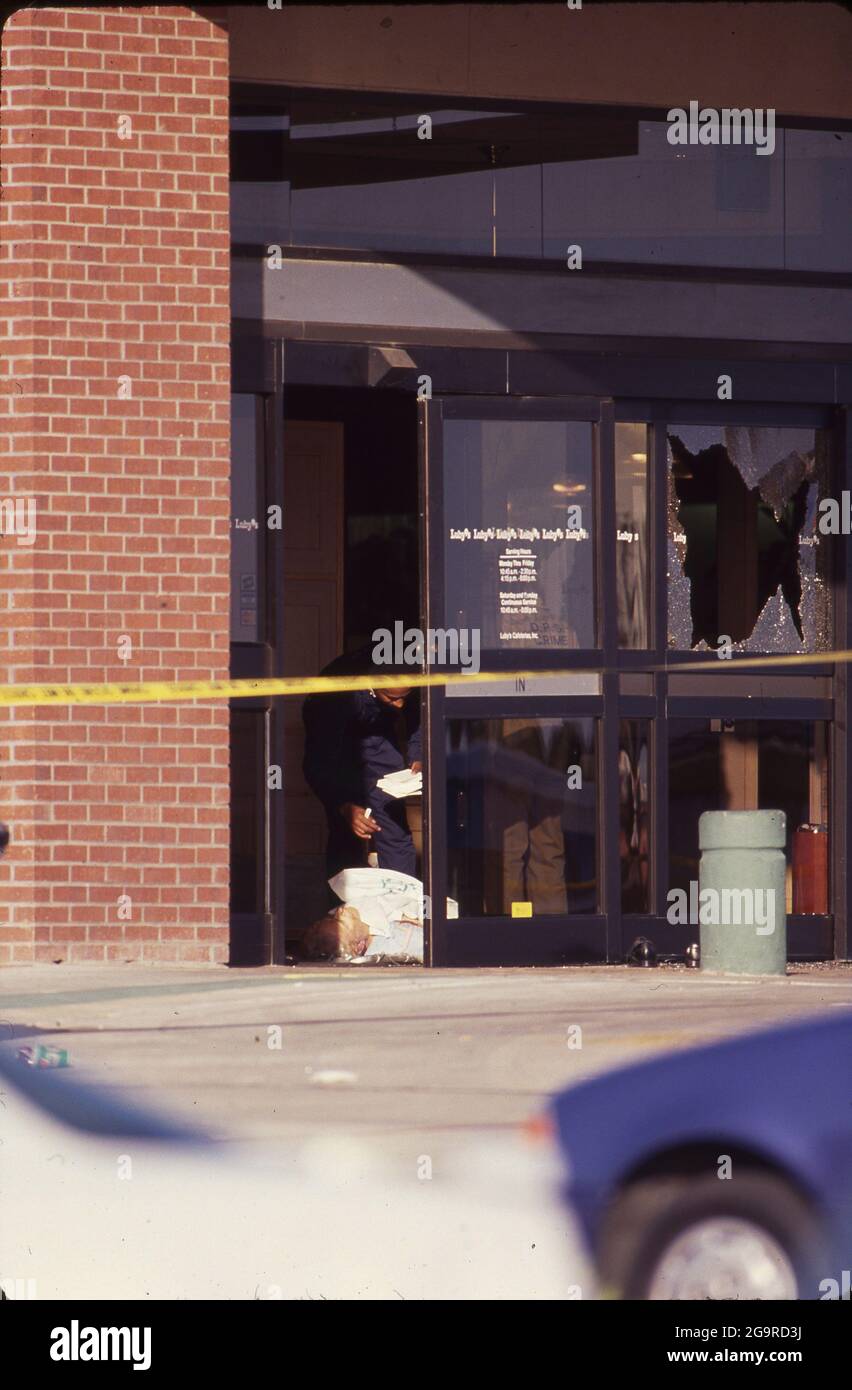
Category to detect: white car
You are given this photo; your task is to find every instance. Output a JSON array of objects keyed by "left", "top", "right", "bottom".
[{"left": 0, "top": 1044, "right": 585, "bottom": 1301}]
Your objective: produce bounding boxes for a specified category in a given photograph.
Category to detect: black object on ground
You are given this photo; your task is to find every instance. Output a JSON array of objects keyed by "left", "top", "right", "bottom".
[{"left": 628, "top": 936, "right": 658, "bottom": 967}]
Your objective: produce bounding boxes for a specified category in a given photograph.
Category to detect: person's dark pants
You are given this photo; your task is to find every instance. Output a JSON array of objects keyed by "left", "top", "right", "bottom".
[
  {"left": 324, "top": 791, "right": 416, "bottom": 881},
  {"left": 367, "top": 789, "right": 417, "bottom": 877}
]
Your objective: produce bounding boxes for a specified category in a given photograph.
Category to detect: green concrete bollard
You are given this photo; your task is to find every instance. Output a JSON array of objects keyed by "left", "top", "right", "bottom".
[{"left": 698, "top": 810, "right": 787, "bottom": 975}]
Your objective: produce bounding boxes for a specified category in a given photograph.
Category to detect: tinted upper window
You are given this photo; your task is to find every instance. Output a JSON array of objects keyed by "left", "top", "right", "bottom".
[{"left": 231, "top": 92, "right": 851, "bottom": 273}]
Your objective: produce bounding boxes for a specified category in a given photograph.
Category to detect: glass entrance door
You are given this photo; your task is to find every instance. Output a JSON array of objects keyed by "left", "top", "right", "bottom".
[{"left": 421, "top": 397, "right": 627, "bottom": 965}]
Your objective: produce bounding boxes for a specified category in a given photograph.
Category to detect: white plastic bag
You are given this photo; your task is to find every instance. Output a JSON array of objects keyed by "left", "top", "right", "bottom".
[
  {"left": 364, "top": 917, "right": 425, "bottom": 963},
  {"left": 327, "top": 869, "right": 458, "bottom": 963},
  {"left": 328, "top": 868, "right": 423, "bottom": 934}
]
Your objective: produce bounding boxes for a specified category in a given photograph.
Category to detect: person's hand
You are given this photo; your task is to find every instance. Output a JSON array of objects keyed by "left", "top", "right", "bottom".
[
  {"left": 339, "top": 803, "right": 380, "bottom": 839},
  {"left": 410, "top": 762, "right": 422, "bottom": 774}
]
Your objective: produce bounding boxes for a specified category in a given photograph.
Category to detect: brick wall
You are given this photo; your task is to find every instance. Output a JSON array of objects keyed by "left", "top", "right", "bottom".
[{"left": 0, "top": 6, "right": 231, "bottom": 964}]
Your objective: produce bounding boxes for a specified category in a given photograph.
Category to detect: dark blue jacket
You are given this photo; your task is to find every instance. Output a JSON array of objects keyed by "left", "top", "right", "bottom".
[{"left": 302, "top": 654, "right": 421, "bottom": 814}]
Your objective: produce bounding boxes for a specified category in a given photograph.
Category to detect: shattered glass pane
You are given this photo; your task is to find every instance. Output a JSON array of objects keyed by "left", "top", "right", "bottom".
[{"left": 667, "top": 426, "right": 831, "bottom": 652}]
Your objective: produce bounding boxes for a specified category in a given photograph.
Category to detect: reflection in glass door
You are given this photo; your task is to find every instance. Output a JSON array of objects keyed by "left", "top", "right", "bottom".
[
  {"left": 619, "top": 719, "right": 651, "bottom": 914},
  {"left": 446, "top": 717, "right": 598, "bottom": 918},
  {"left": 423, "top": 398, "right": 616, "bottom": 966},
  {"left": 443, "top": 416, "right": 597, "bottom": 652}
]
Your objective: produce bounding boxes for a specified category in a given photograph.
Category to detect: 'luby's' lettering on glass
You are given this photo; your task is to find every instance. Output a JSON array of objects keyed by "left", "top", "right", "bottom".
[{"left": 444, "top": 419, "right": 595, "bottom": 652}]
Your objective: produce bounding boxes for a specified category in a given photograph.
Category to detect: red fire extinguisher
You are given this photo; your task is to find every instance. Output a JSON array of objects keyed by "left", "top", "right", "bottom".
[{"left": 792, "top": 824, "right": 828, "bottom": 914}]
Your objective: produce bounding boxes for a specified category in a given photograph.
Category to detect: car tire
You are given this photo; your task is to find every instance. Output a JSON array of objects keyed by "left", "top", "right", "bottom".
[{"left": 597, "top": 1171, "right": 827, "bottom": 1300}]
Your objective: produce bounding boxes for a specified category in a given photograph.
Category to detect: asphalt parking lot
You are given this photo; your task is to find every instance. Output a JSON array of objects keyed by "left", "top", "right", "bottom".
[{"left": 3, "top": 962, "right": 851, "bottom": 1163}]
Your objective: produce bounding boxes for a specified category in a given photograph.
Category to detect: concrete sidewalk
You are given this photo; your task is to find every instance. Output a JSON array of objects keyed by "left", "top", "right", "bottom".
[{"left": 2, "top": 962, "right": 851, "bottom": 1163}]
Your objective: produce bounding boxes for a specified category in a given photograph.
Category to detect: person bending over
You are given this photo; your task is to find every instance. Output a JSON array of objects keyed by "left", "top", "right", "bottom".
[{"left": 302, "top": 647, "right": 421, "bottom": 879}]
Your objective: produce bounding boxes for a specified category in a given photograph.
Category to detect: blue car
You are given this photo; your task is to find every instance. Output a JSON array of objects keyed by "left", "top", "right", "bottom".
[{"left": 549, "top": 1012, "right": 852, "bottom": 1300}]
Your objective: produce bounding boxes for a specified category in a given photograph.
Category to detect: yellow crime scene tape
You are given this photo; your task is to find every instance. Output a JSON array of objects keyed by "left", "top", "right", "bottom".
[{"left": 0, "top": 648, "right": 851, "bottom": 707}]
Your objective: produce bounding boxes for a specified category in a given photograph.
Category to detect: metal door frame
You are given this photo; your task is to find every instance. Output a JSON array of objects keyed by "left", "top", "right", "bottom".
[
  {"left": 228, "top": 327, "right": 848, "bottom": 967},
  {"left": 421, "top": 394, "right": 620, "bottom": 965},
  {"left": 229, "top": 339, "right": 286, "bottom": 965},
  {"left": 420, "top": 390, "right": 843, "bottom": 966}
]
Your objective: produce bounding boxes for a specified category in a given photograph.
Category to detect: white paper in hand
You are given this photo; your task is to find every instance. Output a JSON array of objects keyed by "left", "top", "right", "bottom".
[{"left": 376, "top": 768, "right": 423, "bottom": 798}]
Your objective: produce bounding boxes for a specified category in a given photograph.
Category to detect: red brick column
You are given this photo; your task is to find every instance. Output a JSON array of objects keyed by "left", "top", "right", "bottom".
[{"left": 0, "top": 6, "right": 231, "bottom": 964}]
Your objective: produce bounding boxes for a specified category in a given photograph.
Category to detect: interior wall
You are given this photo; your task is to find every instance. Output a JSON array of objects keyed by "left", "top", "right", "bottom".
[{"left": 227, "top": 3, "right": 852, "bottom": 121}]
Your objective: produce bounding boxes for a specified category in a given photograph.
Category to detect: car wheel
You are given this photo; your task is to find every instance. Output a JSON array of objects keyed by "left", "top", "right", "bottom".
[{"left": 597, "top": 1172, "right": 826, "bottom": 1300}]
